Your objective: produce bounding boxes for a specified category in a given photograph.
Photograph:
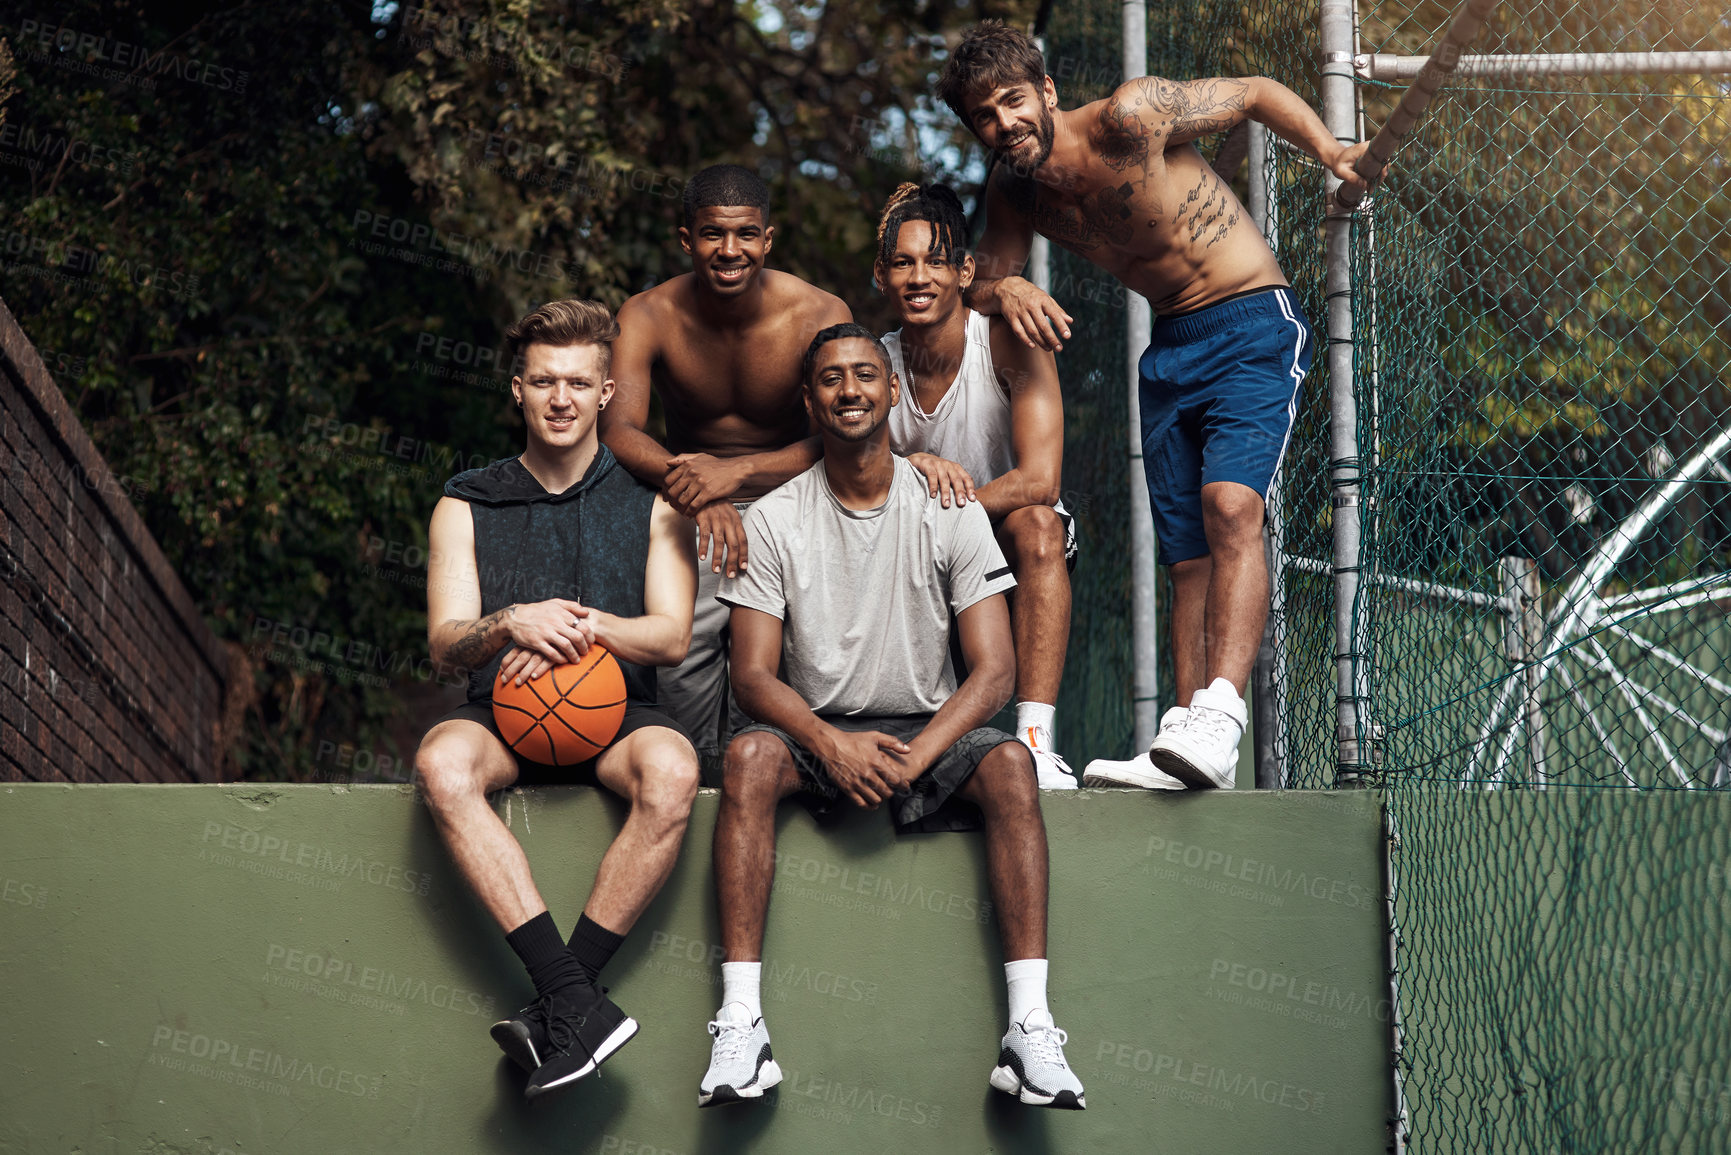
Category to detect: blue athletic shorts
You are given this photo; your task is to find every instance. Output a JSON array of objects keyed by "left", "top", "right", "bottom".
[{"left": 1138, "top": 286, "right": 1312, "bottom": 566}]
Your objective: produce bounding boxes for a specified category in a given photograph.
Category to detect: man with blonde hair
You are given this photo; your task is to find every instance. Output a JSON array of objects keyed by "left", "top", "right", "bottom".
[{"left": 415, "top": 298, "right": 699, "bottom": 1099}]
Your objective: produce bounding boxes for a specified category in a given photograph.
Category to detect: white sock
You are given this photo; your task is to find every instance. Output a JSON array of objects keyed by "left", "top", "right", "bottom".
[
  {"left": 1004, "top": 958, "right": 1049, "bottom": 1026},
  {"left": 1016, "top": 702, "right": 1057, "bottom": 747},
  {"left": 1190, "top": 678, "right": 1242, "bottom": 709},
  {"left": 721, "top": 961, "right": 762, "bottom": 1020}
]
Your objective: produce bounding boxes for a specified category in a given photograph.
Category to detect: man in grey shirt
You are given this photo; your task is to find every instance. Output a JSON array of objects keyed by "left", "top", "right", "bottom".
[{"left": 694, "top": 323, "right": 1085, "bottom": 1112}]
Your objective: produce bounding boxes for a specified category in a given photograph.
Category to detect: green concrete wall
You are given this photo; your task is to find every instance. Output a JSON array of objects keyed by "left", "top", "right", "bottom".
[{"left": 0, "top": 785, "right": 1388, "bottom": 1154}]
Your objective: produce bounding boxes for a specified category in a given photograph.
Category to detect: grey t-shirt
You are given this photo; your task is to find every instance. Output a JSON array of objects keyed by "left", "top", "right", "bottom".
[{"left": 718, "top": 457, "right": 1016, "bottom": 716}]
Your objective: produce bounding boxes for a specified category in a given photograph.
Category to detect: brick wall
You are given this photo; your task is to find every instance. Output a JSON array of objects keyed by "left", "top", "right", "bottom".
[{"left": 0, "top": 298, "right": 229, "bottom": 782}]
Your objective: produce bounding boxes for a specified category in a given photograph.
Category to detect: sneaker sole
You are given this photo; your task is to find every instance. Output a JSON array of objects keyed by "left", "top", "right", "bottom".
[
  {"left": 1080, "top": 767, "right": 1187, "bottom": 790},
  {"left": 1147, "top": 747, "right": 1232, "bottom": 790},
  {"left": 698, "top": 1058, "right": 783, "bottom": 1108},
  {"left": 522, "top": 1017, "right": 639, "bottom": 1099},
  {"left": 489, "top": 1020, "right": 541, "bottom": 1073},
  {"left": 990, "top": 1064, "right": 1086, "bottom": 1110}
]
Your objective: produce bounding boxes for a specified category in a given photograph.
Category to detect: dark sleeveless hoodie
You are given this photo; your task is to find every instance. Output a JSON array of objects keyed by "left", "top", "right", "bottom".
[{"left": 444, "top": 445, "right": 658, "bottom": 706}]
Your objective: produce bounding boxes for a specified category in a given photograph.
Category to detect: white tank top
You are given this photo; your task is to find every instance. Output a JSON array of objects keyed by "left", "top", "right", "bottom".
[{"left": 883, "top": 309, "right": 1016, "bottom": 486}]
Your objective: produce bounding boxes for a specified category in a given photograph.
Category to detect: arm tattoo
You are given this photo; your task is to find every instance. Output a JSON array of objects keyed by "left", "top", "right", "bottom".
[
  {"left": 1145, "top": 77, "right": 1249, "bottom": 140},
  {"left": 1099, "top": 95, "right": 1150, "bottom": 173},
  {"left": 443, "top": 605, "right": 512, "bottom": 667}
]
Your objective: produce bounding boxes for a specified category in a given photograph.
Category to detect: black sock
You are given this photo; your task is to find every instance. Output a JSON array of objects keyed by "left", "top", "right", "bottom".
[
  {"left": 567, "top": 913, "right": 626, "bottom": 984},
  {"left": 505, "top": 912, "right": 587, "bottom": 998}
]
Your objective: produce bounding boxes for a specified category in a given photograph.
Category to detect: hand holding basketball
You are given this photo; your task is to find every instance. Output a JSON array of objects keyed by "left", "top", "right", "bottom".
[
  {"left": 493, "top": 646, "right": 628, "bottom": 766},
  {"left": 500, "top": 598, "right": 594, "bottom": 685}
]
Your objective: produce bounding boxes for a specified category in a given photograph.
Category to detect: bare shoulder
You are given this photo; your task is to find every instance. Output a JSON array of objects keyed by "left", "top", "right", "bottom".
[
  {"left": 765, "top": 270, "right": 851, "bottom": 326},
  {"left": 618, "top": 278, "right": 687, "bottom": 327}
]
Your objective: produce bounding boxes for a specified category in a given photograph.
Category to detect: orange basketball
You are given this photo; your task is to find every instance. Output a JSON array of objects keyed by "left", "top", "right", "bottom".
[{"left": 492, "top": 646, "right": 627, "bottom": 766}]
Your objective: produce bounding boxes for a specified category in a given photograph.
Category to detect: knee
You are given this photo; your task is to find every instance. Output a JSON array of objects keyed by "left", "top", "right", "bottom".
[
  {"left": 1001, "top": 505, "right": 1064, "bottom": 568},
  {"left": 721, "top": 732, "right": 790, "bottom": 804},
  {"left": 975, "top": 742, "right": 1040, "bottom": 813},
  {"left": 1201, "top": 485, "right": 1264, "bottom": 542},
  {"left": 634, "top": 739, "right": 700, "bottom": 828},
  {"left": 414, "top": 743, "right": 481, "bottom": 813}
]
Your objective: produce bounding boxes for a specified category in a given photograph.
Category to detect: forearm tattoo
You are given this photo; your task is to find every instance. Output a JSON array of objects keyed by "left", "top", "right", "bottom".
[{"left": 443, "top": 605, "right": 512, "bottom": 667}]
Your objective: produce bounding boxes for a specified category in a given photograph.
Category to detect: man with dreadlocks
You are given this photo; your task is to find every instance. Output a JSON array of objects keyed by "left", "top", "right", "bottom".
[{"left": 874, "top": 182, "right": 1079, "bottom": 790}]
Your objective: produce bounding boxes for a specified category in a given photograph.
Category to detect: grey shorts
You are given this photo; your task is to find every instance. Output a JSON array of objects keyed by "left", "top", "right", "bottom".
[{"left": 733, "top": 714, "right": 1023, "bottom": 834}]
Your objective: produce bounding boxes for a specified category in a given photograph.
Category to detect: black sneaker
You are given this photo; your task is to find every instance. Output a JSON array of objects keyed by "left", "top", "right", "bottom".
[
  {"left": 521, "top": 984, "right": 639, "bottom": 1099},
  {"left": 490, "top": 993, "right": 557, "bottom": 1073}
]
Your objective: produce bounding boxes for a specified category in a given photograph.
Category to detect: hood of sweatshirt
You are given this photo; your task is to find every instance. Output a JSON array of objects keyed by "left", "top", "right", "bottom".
[{"left": 444, "top": 445, "right": 620, "bottom": 506}]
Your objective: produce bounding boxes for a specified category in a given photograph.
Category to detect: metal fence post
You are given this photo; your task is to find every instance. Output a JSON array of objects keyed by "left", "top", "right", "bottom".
[{"left": 1322, "top": 0, "right": 1373, "bottom": 785}]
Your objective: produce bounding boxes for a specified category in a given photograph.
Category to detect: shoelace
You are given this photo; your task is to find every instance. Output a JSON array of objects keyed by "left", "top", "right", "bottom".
[
  {"left": 707, "top": 1018, "right": 753, "bottom": 1065},
  {"left": 538, "top": 992, "right": 596, "bottom": 1071},
  {"left": 1023, "top": 1022, "right": 1071, "bottom": 1069},
  {"left": 1185, "top": 705, "right": 1240, "bottom": 745}
]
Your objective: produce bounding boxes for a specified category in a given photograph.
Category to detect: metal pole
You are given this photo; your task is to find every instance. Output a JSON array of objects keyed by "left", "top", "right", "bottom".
[
  {"left": 1030, "top": 36, "right": 1052, "bottom": 296},
  {"left": 1358, "top": 49, "right": 1731, "bottom": 81},
  {"left": 1322, "top": 0, "right": 1370, "bottom": 785},
  {"left": 1248, "top": 122, "right": 1284, "bottom": 790},
  {"left": 1336, "top": 0, "right": 1500, "bottom": 210},
  {"left": 1124, "top": 0, "right": 1159, "bottom": 751},
  {"left": 1499, "top": 556, "right": 1549, "bottom": 787}
]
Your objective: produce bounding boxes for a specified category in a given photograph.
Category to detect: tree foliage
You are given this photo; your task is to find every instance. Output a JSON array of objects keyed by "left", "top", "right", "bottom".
[{"left": 0, "top": 0, "right": 1030, "bottom": 779}]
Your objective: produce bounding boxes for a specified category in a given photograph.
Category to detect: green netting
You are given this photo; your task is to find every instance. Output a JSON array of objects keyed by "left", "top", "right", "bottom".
[
  {"left": 1350, "top": 2, "right": 1731, "bottom": 1149},
  {"left": 1048, "top": 0, "right": 1730, "bottom": 1148}
]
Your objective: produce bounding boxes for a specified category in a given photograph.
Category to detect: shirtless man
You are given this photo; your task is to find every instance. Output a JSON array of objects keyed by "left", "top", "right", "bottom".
[
  {"left": 602, "top": 164, "right": 851, "bottom": 775},
  {"left": 937, "top": 21, "right": 1374, "bottom": 790}
]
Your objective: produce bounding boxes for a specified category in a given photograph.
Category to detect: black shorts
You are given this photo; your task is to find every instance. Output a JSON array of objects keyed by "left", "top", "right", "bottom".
[
  {"left": 733, "top": 714, "right": 1023, "bottom": 834},
  {"left": 435, "top": 699, "right": 691, "bottom": 787}
]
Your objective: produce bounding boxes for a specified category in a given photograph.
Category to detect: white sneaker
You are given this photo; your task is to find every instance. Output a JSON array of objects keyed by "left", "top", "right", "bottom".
[
  {"left": 1149, "top": 680, "right": 1244, "bottom": 790},
  {"left": 989, "top": 1008, "right": 1086, "bottom": 1109},
  {"left": 1081, "top": 708, "right": 1189, "bottom": 789},
  {"left": 1019, "top": 729, "right": 1078, "bottom": 790},
  {"left": 698, "top": 1002, "right": 781, "bottom": 1107}
]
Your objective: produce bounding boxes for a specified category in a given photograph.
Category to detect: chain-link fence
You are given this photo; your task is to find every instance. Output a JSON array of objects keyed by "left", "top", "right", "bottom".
[{"left": 1046, "top": 0, "right": 1730, "bottom": 1148}]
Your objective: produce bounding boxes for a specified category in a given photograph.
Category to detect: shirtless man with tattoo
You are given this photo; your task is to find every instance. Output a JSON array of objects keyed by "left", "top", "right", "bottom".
[
  {"left": 415, "top": 299, "right": 699, "bottom": 1099},
  {"left": 602, "top": 164, "right": 851, "bottom": 775},
  {"left": 938, "top": 21, "right": 1375, "bottom": 791}
]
